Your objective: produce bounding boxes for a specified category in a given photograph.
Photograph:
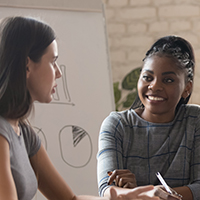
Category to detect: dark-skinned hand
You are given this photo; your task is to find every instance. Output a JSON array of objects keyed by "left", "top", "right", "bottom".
[
  {"left": 107, "top": 169, "right": 137, "bottom": 189},
  {"left": 154, "top": 185, "right": 182, "bottom": 200}
]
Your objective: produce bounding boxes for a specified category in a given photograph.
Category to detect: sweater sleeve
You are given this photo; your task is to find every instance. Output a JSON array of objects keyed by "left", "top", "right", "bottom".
[
  {"left": 97, "top": 111, "right": 125, "bottom": 196},
  {"left": 186, "top": 106, "right": 200, "bottom": 200}
]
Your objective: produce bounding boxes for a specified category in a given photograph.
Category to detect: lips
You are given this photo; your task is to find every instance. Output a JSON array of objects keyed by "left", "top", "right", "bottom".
[
  {"left": 147, "top": 95, "right": 165, "bottom": 101},
  {"left": 52, "top": 84, "right": 57, "bottom": 93}
]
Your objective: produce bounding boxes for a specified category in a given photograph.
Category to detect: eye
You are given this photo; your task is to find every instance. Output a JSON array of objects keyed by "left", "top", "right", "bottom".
[
  {"left": 142, "top": 75, "right": 152, "bottom": 82},
  {"left": 163, "top": 77, "right": 174, "bottom": 83},
  {"left": 52, "top": 60, "right": 58, "bottom": 68},
  {"left": 52, "top": 56, "right": 58, "bottom": 66}
]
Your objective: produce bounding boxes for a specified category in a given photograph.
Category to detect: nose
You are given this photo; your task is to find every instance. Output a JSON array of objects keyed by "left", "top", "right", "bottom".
[
  {"left": 148, "top": 79, "right": 163, "bottom": 91},
  {"left": 55, "top": 63, "right": 62, "bottom": 79}
]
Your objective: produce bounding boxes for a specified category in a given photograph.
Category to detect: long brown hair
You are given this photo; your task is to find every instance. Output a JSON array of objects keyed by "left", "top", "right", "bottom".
[{"left": 0, "top": 16, "right": 56, "bottom": 120}]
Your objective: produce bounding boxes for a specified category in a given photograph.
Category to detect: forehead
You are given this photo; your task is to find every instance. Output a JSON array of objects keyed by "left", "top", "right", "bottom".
[
  {"left": 44, "top": 40, "right": 58, "bottom": 57},
  {"left": 142, "top": 55, "right": 184, "bottom": 73}
]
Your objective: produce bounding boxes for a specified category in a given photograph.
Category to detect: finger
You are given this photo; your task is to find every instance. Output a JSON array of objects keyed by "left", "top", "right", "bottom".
[
  {"left": 109, "top": 187, "right": 117, "bottom": 200},
  {"left": 115, "top": 175, "right": 127, "bottom": 187},
  {"left": 110, "top": 169, "right": 133, "bottom": 176},
  {"left": 117, "top": 176, "right": 137, "bottom": 188},
  {"left": 133, "top": 185, "right": 155, "bottom": 195},
  {"left": 116, "top": 175, "right": 136, "bottom": 186},
  {"left": 123, "top": 182, "right": 137, "bottom": 188},
  {"left": 107, "top": 171, "right": 117, "bottom": 185},
  {"left": 107, "top": 176, "right": 116, "bottom": 185},
  {"left": 108, "top": 170, "right": 122, "bottom": 186},
  {"left": 138, "top": 195, "right": 160, "bottom": 200},
  {"left": 168, "top": 195, "right": 182, "bottom": 200},
  {"left": 108, "top": 170, "right": 137, "bottom": 187}
]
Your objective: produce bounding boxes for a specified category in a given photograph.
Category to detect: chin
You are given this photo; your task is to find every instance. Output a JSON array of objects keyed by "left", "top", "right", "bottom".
[
  {"left": 38, "top": 97, "right": 52, "bottom": 104},
  {"left": 45, "top": 98, "right": 53, "bottom": 103}
]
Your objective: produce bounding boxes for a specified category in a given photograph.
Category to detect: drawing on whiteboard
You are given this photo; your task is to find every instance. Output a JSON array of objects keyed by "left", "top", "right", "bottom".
[
  {"left": 59, "top": 125, "right": 92, "bottom": 168},
  {"left": 33, "top": 126, "right": 47, "bottom": 150},
  {"left": 51, "top": 64, "right": 75, "bottom": 106}
]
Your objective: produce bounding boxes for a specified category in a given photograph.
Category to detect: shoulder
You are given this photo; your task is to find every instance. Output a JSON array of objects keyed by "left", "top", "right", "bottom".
[
  {"left": 0, "top": 116, "right": 12, "bottom": 144},
  {"left": 180, "top": 104, "right": 200, "bottom": 116},
  {"left": 176, "top": 104, "right": 200, "bottom": 126},
  {"left": 181, "top": 104, "right": 200, "bottom": 133},
  {"left": 105, "top": 109, "right": 135, "bottom": 121},
  {"left": 0, "top": 116, "right": 11, "bottom": 131},
  {"left": 101, "top": 109, "right": 139, "bottom": 128},
  {"left": 20, "top": 123, "right": 39, "bottom": 143},
  {"left": 20, "top": 123, "right": 41, "bottom": 157}
]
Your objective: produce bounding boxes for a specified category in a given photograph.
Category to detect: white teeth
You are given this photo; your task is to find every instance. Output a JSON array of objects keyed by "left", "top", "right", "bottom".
[{"left": 148, "top": 96, "right": 164, "bottom": 101}]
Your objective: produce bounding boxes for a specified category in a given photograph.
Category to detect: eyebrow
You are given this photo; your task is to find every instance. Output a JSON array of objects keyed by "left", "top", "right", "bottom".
[
  {"left": 143, "top": 69, "right": 176, "bottom": 76},
  {"left": 162, "top": 71, "right": 176, "bottom": 75}
]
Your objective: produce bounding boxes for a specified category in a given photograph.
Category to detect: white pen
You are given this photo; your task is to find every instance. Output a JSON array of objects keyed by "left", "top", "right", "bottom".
[{"left": 156, "top": 172, "right": 172, "bottom": 194}]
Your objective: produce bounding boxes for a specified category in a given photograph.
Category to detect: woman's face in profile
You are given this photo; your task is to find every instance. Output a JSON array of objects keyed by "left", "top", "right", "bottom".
[{"left": 26, "top": 40, "right": 62, "bottom": 103}]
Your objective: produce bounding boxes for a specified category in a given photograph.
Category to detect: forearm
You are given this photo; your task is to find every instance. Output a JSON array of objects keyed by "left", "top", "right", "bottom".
[
  {"left": 104, "top": 186, "right": 130, "bottom": 197},
  {"left": 103, "top": 185, "right": 159, "bottom": 200},
  {"left": 73, "top": 187, "right": 118, "bottom": 200},
  {"left": 173, "top": 186, "right": 193, "bottom": 200},
  {"left": 73, "top": 195, "right": 109, "bottom": 200}
]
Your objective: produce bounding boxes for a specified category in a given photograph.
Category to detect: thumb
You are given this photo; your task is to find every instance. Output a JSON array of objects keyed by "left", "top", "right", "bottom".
[{"left": 109, "top": 187, "right": 118, "bottom": 200}]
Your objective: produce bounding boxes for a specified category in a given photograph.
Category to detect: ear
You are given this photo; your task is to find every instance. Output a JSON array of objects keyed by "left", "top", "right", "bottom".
[
  {"left": 26, "top": 57, "right": 32, "bottom": 79},
  {"left": 182, "top": 81, "right": 193, "bottom": 99}
]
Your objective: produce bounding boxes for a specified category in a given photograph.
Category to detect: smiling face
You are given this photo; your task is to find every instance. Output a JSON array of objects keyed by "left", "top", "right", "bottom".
[
  {"left": 26, "top": 40, "right": 62, "bottom": 103},
  {"left": 137, "top": 55, "right": 192, "bottom": 123}
]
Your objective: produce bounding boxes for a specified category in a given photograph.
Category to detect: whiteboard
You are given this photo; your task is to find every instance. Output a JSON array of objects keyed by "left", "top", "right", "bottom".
[{"left": 0, "top": 4, "right": 114, "bottom": 199}]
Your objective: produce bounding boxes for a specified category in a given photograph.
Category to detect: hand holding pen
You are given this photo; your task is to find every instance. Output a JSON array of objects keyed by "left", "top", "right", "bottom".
[
  {"left": 107, "top": 169, "right": 137, "bottom": 188},
  {"left": 156, "top": 172, "right": 172, "bottom": 194},
  {"left": 155, "top": 172, "right": 182, "bottom": 200}
]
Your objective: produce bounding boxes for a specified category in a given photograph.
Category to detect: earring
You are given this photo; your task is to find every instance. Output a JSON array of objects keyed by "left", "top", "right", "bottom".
[{"left": 183, "top": 91, "right": 190, "bottom": 99}]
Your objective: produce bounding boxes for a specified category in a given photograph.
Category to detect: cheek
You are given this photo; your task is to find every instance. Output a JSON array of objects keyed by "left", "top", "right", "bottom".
[
  {"left": 137, "top": 80, "right": 145, "bottom": 102},
  {"left": 137, "top": 81, "right": 141, "bottom": 97},
  {"left": 137, "top": 78, "right": 146, "bottom": 94},
  {"left": 174, "top": 83, "right": 185, "bottom": 95},
  {"left": 137, "top": 77, "right": 142, "bottom": 91},
  {"left": 48, "top": 67, "right": 56, "bottom": 80},
  {"left": 168, "top": 86, "right": 184, "bottom": 104}
]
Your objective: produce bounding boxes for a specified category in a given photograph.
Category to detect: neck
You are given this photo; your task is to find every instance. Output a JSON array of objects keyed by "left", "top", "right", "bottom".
[
  {"left": 136, "top": 108, "right": 175, "bottom": 123},
  {"left": 6, "top": 118, "right": 20, "bottom": 136}
]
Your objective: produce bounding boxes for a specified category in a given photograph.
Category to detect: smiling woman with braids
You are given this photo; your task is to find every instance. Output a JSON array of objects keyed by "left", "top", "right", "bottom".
[{"left": 97, "top": 36, "right": 200, "bottom": 200}]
